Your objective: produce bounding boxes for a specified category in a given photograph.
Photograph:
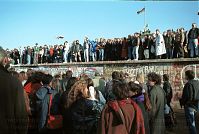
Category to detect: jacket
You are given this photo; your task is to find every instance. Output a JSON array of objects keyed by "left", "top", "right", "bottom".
[
  {"left": 98, "top": 98, "right": 145, "bottom": 134},
  {"left": 188, "top": 28, "right": 199, "bottom": 39},
  {"left": 163, "top": 81, "right": 173, "bottom": 102},
  {"left": 155, "top": 33, "right": 166, "bottom": 56},
  {"left": 64, "top": 98, "right": 103, "bottom": 134},
  {"left": 149, "top": 85, "right": 166, "bottom": 134},
  {"left": 36, "top": 85, "right": 53, "bottom": 130},
  {"left": 180, "top": 79, "right": 199, "bottom": 110},
  {"left": 132, "top": 95, "right": 150, "bottom": 134},
  {"left": 0, "top": 65, "right": 28, "bottom": 134}
]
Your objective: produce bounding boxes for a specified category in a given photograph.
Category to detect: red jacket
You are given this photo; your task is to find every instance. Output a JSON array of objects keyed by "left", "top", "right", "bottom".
[
  {"left": 98, "top": 98, "right": 145, "bottom": 134},
  {"left": 24, "top": 82, "right": 42, "bottom": 95}
]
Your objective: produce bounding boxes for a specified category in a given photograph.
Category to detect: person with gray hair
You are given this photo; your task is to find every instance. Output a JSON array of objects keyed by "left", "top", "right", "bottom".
[
  {"left": 188, "top": 23, "right": 199, "bottom": 58},
  {"left": 0, "top": 47, "right": 28, "bottom": 134}
]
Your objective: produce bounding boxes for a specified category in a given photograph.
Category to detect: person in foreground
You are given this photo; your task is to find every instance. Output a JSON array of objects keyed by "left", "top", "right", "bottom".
[
  {"left": 147, "top": 72, "right": 166, "bottom": 134},
  {"left": 0, "top": 47, "right": 28, "bottom": 134},
  {"left": 180, "top": 70, "right": 199, "bottom": 134},
  {"left": 98, "top": 80, "right": 145, "bottom": 134}
]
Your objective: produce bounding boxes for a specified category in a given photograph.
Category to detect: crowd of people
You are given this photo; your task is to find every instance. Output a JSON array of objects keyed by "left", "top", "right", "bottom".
[
  {"left": 0, "top": 46, "right": 199, "bottom": 134},
  {"left": 7, "top": 23, "right": 199, "bottom": 65}
]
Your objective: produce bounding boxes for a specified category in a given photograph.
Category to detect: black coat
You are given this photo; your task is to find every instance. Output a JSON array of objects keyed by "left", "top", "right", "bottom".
[
  {"left": 163, "top": 81, "right": 173, "bottom": 103},
  {"left": 63, "top": 98, "right": 103, "bottom": 134},
  {"left": 0, "top": 65, "right": 28, "bottom": 134},
  {"left": 180, "top": 79, "right": 199, "bottom": 110}
]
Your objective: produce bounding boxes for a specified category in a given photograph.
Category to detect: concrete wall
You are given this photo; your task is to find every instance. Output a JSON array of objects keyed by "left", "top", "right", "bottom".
[
  {"left": 12, "top": 58, "right": 199, "bottom": 108},
  {"left": 104, "top": 63, "right": 199, "bottom": 107}
]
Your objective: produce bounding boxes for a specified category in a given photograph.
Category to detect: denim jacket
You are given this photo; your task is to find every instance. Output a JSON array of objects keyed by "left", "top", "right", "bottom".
[{"left": 36, "top": 85, "right": 53, "bottom": 130}]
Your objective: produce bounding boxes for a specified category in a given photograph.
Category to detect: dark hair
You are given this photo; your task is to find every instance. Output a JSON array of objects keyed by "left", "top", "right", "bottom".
[
  {"left": 163, "top": 74, "right": 169, "bottom": 81},
  {"left": 87, "top": 78, "right": 94, "bottom": 88},
  {"left": 10, "top": 70, "right": 19, "bottom": 78},
  {"left": 62, "top": 73, "right": 67, "bottom": 79},
  {"left": 26, "top": 69, "right": 34, "bottom": 78},
  {"left": 147, "top": 72, "right": 161, "bottom": 85},
  {"left": 42, "top": 74, "right": 53, "bottom": 85},
  {"left": 24, "top": 71, "right": 45, "bottom": 86},
  {"left": 65, "top": 77, "right": 77, "bottom": 91},
  {"left": 185, "top": 70, "right": 195, "bottom": 80},
  {"left": 128, "top": 82, "right": 142, "bottom": 94},
  {"left": 112, "top": 71, "right": 120, "bottom": 80},
  {"left": 20, "top": 71, "right": 25, "bottom": 74},
  {"left": 66, "top": 70, "right": 73, "bottom": 78},
  {"left": 112, "top": 80, "right": 129, "bottom": 100}
]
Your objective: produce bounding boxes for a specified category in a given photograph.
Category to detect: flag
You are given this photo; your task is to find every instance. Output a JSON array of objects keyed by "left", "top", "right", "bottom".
[{"left": 137, "top": 8, "right": 145, "bottom": 14}]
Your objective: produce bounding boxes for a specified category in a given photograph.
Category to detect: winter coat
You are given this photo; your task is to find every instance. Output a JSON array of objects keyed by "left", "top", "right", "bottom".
[
  {"left": 88, "top": 40, "right": 97, "bottom": 53},
  {"left": 36, "top": 85, "right": 53, "bottom": 131},
  {"left": 163, "top": 81, "right": 173, "bottom": 104},
  {"left": 64, "top": 98, "right": 104, "bottom": 134},
  {"left": 155, "top": 34, "right": 166, "bottom": 56},
  {"left": 131, "top": 95, "right": 150, "bottom": 134},
  {"left": 149, "top": 85, "right": 166, "bottom": 134},
  {"left": 98, "top": 98, "right": 145, "bottom": 134},
  {"left": 0, "top": 65, "right": 28, "bottom": 134},
  {"left": 180, "top": 79, "right": 199, "bottom": 110},
  {"left": 188, "top": 28, "right": 199, "bottom": 39}
]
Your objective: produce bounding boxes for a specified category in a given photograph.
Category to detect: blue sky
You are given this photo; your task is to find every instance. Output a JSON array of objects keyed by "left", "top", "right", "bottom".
[{"left": 0, "top": 0, "right": 198, "bottom": 49}]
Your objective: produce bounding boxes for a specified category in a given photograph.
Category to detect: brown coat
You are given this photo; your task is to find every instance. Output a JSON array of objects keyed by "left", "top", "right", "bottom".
[{"left": 98, "top": 99, "right": 145, "bottom": 134}]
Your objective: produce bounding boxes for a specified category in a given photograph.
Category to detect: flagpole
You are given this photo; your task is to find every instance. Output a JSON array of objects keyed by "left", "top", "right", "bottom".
[{"left": 144, "top": 4, "right": 146, "bottom": 32}]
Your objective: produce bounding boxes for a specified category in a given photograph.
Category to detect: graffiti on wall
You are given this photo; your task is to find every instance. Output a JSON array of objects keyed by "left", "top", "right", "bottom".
[
  {"left": 13, "top": 63, "right": 199, "bottom": 108},
  {"left": 104, "top": 63, "right": 199, "bottom": 105},
  {"left": 15, "top": 66, "right": 104, "bottom": 79}
]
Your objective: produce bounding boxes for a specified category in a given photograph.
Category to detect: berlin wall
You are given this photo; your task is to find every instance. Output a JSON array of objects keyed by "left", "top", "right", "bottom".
[{"left": 12, "top": 58, "right": 199, "bottom": 108}]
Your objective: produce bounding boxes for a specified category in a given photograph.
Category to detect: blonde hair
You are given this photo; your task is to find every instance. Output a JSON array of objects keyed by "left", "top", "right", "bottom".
[
  {"left": 51, "top": 78, "right": 62, "bottom": 93},
  {"left": 67, "top": 80, "right": 89, "bottom": 108},
  {"left": 136, "top": 73, "right": 145, "bottom": 84}
]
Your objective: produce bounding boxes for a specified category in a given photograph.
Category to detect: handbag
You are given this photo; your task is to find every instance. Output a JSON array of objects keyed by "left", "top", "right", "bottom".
[{"left": 46, "top": 94, "right": 63, "bottom": 129}]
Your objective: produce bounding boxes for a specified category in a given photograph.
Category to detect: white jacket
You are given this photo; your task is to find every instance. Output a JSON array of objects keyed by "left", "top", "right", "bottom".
[{"left": 155, "top": 34, "right": 166, "bottom": 56}]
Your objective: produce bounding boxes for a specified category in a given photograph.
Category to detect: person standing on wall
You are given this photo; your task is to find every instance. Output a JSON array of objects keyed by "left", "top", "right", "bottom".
[
  {"left": 155, "top": 29, "right": 167, "bottom": 59},
  {"left": 188, "top": 23, "right": 199, "bottom": 58}
]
